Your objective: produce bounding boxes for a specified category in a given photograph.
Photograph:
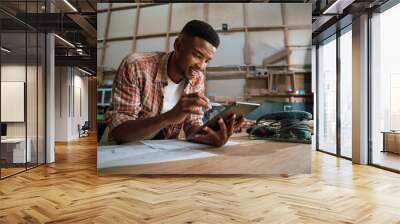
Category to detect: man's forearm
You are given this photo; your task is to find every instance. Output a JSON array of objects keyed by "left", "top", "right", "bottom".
[{"left": 111, "top": 113, "right": 172, "bottom": 144}]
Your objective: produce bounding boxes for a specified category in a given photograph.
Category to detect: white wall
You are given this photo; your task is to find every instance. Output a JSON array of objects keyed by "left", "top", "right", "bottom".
[
  {"left": 207, "top": 79, "right": 246, "bottom": 97},
  {"left": 1, "top": 65, "right": 38, "bottom": 137},
  {"left": 1, "top": 65, "right": 26, "bottom": 140},
  {"left": 98, "top": 3, "right": 311, "bottom": 68},
  {"left": 55, "top": 67, "right": 68, "bottom": 141},
  {"left": 72, "top": 73, "right": 89, "bottom": 138},
  {"left": 54, "top": 67, "right": 89, "bottom": 141},
  {"left": 97, "top": 3, "right": 312, "bottom": 98},
  {"left": 1, "top": 63, "right": 46, "bottom": 164}
]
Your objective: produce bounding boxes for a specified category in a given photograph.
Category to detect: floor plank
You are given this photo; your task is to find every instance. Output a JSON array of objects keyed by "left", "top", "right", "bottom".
[{"left": 0, "top": 134, "right": 400, "bottom": 223}]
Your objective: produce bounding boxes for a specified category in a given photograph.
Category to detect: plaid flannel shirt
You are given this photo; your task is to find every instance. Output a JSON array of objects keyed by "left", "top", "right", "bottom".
[{"left": 105, "top": 52, "right": 205, "bottom": 141}]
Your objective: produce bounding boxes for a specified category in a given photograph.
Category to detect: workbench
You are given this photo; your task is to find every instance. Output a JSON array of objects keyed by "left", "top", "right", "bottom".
[{"left": 98, "top": 133, "right": 311, "bottom": 175}]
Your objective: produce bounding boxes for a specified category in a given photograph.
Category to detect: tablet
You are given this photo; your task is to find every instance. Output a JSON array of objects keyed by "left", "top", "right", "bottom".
[{"left": 187, "top": 101, "right": 260, "bottom": 140}]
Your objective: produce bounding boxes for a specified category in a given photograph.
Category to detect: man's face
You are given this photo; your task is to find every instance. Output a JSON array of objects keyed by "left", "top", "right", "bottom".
[{"left": 174, "top": 35, "right": 216, "bottom": 80}]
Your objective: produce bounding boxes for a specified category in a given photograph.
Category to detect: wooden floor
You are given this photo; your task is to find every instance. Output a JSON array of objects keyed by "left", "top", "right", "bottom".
[
  {"left": 1, "top": 135, "right": 400, "bottom": 223},
  {"left": 1, "top": 167, "right": 26, "bottom": 178}
]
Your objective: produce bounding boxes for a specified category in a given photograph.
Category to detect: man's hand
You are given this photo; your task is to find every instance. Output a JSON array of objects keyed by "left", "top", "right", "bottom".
[
  {"left": 193, "top": 114, "right": 245, "bottom": 147},
  {"left": 165, "top": 92, "right": 211, "bottom": 124}
]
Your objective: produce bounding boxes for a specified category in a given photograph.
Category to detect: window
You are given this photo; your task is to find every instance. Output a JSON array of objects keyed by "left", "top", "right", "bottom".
[
  {"left": 371, "top": 2, "right": 400, "bottom": 171},
  {"left": 339, "top": 27, "right": 352, "bottom": 158},
  {"left": 0, "top": 1, "right": 47, "bottom": 179},
  {"left": 317, "top": 35, "right": 337, "bottom": 154}
]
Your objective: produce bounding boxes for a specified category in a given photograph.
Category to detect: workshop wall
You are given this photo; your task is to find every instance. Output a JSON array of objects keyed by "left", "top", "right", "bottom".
[{"left": 97, "top": 3, "right": 311, "bottom": 99}]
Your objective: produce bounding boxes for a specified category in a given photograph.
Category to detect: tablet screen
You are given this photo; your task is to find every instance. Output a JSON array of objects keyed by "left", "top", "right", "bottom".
[{"left": 187, "top": 102, "right": 259, "bottom": 140}]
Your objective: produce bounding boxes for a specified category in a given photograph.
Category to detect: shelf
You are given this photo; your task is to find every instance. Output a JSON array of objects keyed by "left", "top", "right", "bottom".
[
  {"left": 206, "top": 64, "right": 311, "bottom": 70},
  {"left": 206, "top": 71, "right": 247, "bottom": 80},
  {"left": 207, "top": 71, "right": 312, "bottom": 80},
  {"left": 246, "top": 75, "right": 269, "bottom": 79},
  {"left": 246, "top": 71, "right": 311, "bottom": 79},
  {"left": 246, "top": 93, "right": 313, "bottom": 97}
]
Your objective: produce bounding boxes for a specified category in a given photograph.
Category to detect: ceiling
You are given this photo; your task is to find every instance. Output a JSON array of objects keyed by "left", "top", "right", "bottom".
[
  {"left": 311, "top": 0, "right": 389, "bottom": 42},
  {"left": 1, "top": 0, "right": 395, "bottom": 73},
  {"left": 0, "top": 0, "right": 98, "bottom": 74}
]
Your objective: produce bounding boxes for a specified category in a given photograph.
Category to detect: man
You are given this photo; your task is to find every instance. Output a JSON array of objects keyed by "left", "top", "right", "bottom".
[{"left": 105, "top": 20, "right": 244, "bottom": 146}]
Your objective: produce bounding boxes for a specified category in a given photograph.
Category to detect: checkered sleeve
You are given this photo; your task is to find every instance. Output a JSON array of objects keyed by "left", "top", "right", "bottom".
[
  {"left": 183, "top": 74, "right": 205, "bottom": 136},
  {"left": 105, "top": 59, "right": 142, "bottom": 133}
]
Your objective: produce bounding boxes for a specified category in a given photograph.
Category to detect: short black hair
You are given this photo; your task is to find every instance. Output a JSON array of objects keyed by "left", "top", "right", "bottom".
[{"left": 180, "top": 20, "right": 220, "bottom": 48}]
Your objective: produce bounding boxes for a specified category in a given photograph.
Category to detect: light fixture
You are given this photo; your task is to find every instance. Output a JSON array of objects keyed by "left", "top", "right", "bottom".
[
  {"left": 76, "top": 48, "right": 86, "bottom": 55},
  {"left": 54, "top": 34, "right": 75, "bottom": 48},
  {"left": 78, "top": 67, "right": 93, "bottom": 76},
  {"left": 63, "top": 0, "right": 78, "bottom": 12},
  {"left": 322, "top": 0, "right": 354, "bottom": 15},
  {"left": 1, "top": 47, "right": 11, "bottom": 53}
]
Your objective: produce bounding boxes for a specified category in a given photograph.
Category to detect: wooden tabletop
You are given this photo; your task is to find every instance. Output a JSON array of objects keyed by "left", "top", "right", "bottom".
[{"left": 98, "top": 134, "right": 311, "bottom": 176}]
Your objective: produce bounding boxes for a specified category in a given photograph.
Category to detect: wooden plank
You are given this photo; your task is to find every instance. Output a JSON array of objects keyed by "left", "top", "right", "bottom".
[
  {"left": 243, "top": 3, "right": 251, "bottom": 65},
  {"left": 290, "top": 73, "right": 296, "bottom": 93},
  {"left": 98, "top": 33, "right": 173, "bottom": 42},
  {"left": 265, "top": 64, "right": 311, "bottom": 69},
  {"left": 262, "top": 48, "right": 292, "bottom": 65},
  {"left": 165, "top": 3, "right": 173, "bottom": 52},
  {"left": 97, "top": 3, "right": 167, "bottom": 13},
  {"left": 268, "top": 73, "right": 274, "bottom": 91},
  {"left": 132, "top": 1, "right": 141, "bottom": 52},
  {"left": 209, "top": 64, "right": 311, "bottom": 70},
  {"left": 247, "top": 75, "right": 270, "bottom": 80},
  {"left": 280, "top": 4, "right": 291, "bottom": 66},
  {"left": 243, "top": 3, "right": 250, "bottom": 99},
  {"left": 99, "top": 66, "right": 311, "bottom": 75},
  {"left": 246, "top": 93, "right": 313, "bottom": 97},
  {"left": 288, "top": 45, "right": 312, "bottom": 49},
  {"left": 97, "top": 25, "right": 312, "bottom": 43},
  {"left": 203, "top": 3, "right": 209, "bottom": 94},
  {"left": 203, "top": 3, "right": 209, "bottom": 22},
  {"left": 99, "top": 3, "right": 112, "bottom": 67},
  {"left": 206, "top": 71, "right": 247, "bottom": 80},
  {"left": 98, "top": 3, "right": 113, "bottom": 85}
]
